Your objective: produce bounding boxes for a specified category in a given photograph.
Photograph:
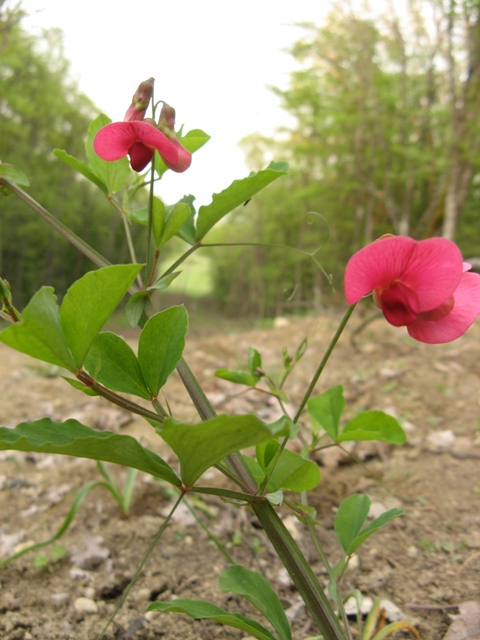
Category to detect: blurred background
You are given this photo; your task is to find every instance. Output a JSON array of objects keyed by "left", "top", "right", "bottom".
[{"left": 1, "top": 0, "right": 480, "bottom": 317}]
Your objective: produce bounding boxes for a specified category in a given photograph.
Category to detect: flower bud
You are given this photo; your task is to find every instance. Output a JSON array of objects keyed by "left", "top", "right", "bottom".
[
  {"left": 124, "top": 77, "right": 155, "bottom": 122},
  {"left": 156, "top": 101, "right": 192, "bottom": 172},
  {"left": 158, "top": 101, "right": 176, "bottom": 134}
]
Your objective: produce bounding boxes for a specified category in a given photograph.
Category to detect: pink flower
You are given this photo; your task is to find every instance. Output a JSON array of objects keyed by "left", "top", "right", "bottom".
[
  {"left": 344, "top": 235, "right": 480, "bottom": 344},
  {"left": 94, "top": 120, "right": 183, "bottom": 172},
  {"left": 93, "top": 78, "right": 192, "bottom": 173}
]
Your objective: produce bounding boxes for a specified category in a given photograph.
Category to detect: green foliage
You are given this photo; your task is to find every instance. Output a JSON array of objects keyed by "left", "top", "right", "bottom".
[
  {"left": 196, "top": 161, "right": 289, "bottom": 240},
  {"left": 220, "top": 565, "right": 292, "bottom": 640},
  {"left": 307, "top": 385, "right": 406, "bottom": 445},
  {"left": 0, "top": 264, "right": 141, "bottom": 369},
  {"left": 137, "top": 306, "right": 189, "bottom": 396},
  {"left": 334, "top": 494, "right": 404, "bottom": 555},
  {"left": 149, "top": 565, "right": 292, "bottom": 640},
  {"left": 0, "top": 418, "right": 180, "bottom": 485},
  {"left": 148, "top": 599, "right": 278, "bottom": 640},
  {"left": 159, "top": 414, "right": 288, "bottom": 486}
]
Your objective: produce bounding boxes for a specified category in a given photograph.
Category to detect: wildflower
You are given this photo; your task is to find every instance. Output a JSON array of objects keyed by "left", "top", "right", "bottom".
[
  {"left": 94, "top": 120, "right": 181, "bottom": 172},
  {"left": 344, "top": 235, "right": 480, "bottom": 344},
  {"left": 93, "top": 79, "right": 191, "bottom": 173}
]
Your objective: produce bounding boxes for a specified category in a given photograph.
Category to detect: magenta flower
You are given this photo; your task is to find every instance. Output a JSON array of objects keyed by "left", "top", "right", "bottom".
[
  {"left": 93, "top": 78, "right": 192, "bottom": 173},
  {"left": 344, "top": 235, "right": 480, "bottom": 344},
  {"left": 94, "top": 121, "right": 184, "bottom": 172}
]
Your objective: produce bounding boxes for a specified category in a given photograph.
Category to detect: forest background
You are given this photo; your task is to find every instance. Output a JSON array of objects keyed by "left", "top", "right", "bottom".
[{"left": 1, "top": 0, "right": 480, "bottom": 317}]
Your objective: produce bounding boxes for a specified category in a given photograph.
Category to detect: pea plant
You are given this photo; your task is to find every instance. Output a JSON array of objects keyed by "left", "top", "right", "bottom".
[{"left": 1, "top": 78, "right": 479, "bottom": 640}]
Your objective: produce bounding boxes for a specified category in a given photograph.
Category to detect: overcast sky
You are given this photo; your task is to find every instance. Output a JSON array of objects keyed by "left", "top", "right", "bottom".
[{"left": 20, "top": 0, "right": 330, "bottom": 204}]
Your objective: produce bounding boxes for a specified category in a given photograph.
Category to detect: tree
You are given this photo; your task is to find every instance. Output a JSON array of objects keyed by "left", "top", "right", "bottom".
[{"left": 210, "top": 1, "right": 480, "bottom": 316}]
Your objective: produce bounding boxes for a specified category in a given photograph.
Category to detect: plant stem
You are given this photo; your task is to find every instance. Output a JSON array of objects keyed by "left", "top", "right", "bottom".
[
  {"left": 176, "top": 357, "right": 258, "bottom": 494},
  {"left": 251, "top": 499, "right": 346, "bottom": 640},
  {"left": 293, "top": 304, "right": 357, "bottom": 423},
  {"left": 176, "top": 357, "right": 348, "bottom": 639},
  {"left": 159, "top": 242, "right": 201, "bottom": 279},
  {"left": 0, "top": 178, "right": 112, "bottom": 272},
  {"left": 76, "top": 371, "right": 162, "bottom": 423}
]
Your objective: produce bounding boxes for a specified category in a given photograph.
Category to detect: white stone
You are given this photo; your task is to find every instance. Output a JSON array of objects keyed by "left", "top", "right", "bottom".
[{"left": 74, "top": 596, "right": 98, "bottom": 614}]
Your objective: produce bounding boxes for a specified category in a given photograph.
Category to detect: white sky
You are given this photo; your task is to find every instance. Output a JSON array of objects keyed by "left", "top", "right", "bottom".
[{"left": 20, "top": 0, "right": 330, "bottom": 205}]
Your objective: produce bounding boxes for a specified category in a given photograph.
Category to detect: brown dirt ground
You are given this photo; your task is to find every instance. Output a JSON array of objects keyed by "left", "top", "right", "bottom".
[{"left": 0, "top": 309, "right": 479, "bottom": 640}]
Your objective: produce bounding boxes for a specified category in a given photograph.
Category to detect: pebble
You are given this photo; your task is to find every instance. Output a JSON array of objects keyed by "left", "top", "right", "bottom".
[{"left": 73, "top": 597, "right": 98, "bottom": 614}]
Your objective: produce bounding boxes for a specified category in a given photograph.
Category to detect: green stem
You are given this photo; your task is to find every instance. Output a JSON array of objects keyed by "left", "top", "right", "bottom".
[
  {"left": 252, "top": 499, "right": 346, "bottom": 640},
  {"left": 0, "top": 178, "right": 112, "bottom": 272},
  {"left": 159, "top": 242, "right": 201, "bottom": 279},
  {"left": 120, "top": 209, "right": 144, "bottom": 290},
  {"left": 146, "top": 156, "right": 156, "bottom": 280},
  {"left": 293, "top": 304, "right": 357, "bottom": 423},
  {"left": 176, "top": 357, "right": 348, "bottom": 639},
  {"left": 176, "top": 357, "right": 258, "bottom": 494}
]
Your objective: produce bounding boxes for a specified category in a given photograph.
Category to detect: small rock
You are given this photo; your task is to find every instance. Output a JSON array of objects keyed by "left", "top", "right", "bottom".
[
  {"left": 74, "top": 596, "right": 98, "bottom": 614},
  {"left": 426, "top": 429, "right": 455, "bottom": 450}
]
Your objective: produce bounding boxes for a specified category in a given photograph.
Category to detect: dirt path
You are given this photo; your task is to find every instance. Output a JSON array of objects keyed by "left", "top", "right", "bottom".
[{"left": 1, "top": 311, "right": 479, "bottom": 640}]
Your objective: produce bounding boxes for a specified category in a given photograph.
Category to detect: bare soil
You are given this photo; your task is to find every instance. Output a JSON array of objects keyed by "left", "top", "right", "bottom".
[{"left": 0, "top": 310, "right": 479, "bottom": 640}]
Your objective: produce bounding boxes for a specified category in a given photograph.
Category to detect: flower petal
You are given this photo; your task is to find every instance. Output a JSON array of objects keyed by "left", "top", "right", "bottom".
[
  {"left": 344, "top": 236, "right": 417, "bottom": 304},
  {"left": 407, "top": 271, "right": 480, "bottom": 343},
  {"left": 128, "top": 142, "right": 153, "bottom": 172},
  {"left": 400, "top": 238, "right": 463, "bottom": 312},
  {"left": 94, "top": 122, "right": 179, "bottom": 167},
  {"left": 94, "top": 122, "right": 139, "bottom": 161},
  {"left": 162, "top": 138, "right": 192, "bottom": 173},
  {"left": 380, "top": 281, "right": 419, "bottom": 326},
  {"left": 132, "top": 121, "right": 178, "bottom": 165}
]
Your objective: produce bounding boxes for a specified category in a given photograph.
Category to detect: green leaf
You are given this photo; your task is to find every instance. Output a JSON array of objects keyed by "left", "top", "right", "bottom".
[
  {"left": 53, "top": 149, "right": 107, "bottom": 193},
  {"left": 148, "top": 271, "right": 181, "bottom": 291},
  {"left": 137, "top": 306, "right": 188, "bottom": 396},
  {"left": 157, "top": 202, "right": 192, "bottom": 249},
  {"left": 196, "top": 161, "right": 289, "bottom": 240},
  {"left": 338, "top": 411, "right": 406, "bottom": 444},
  {"left": 125, "top": 291, "right": 149, "bottom": 328},
  {"left": 86, "top": 114, "right": 131, "bottom": 194},
  {"left": 220, "top": 565, "right": 292, "bottom": 640},
  {"left": 180, "top": 128, "right": 211, "bottom": 153},
  {"left": 257, "top": 439, "right": 280, "bottom": 470},
  {"left": 0, "top": 162, "right": 30, "bottom": 192},
  {"left": 60, "top": 264, "right": 142, "bottom": 367},
  {"left": 62, "top": 377, "right": 99, "bottom": 396},
  {"left": 334, "top": 494, "right": 371, "bottom": 554},
  {"left": 307, "top": 385, "right": 345, "bottom": 440},
  {"left": 0, "top": 287, "right": 75, "bottom": 369},
  {"left": 175, "top": 195, "right": 197, "bottom": 244},
  {"left": 147, "top": 599, "right": 276, "bottom": 640},
  {"left": 128, "top": 207, "right": 149, "bottom": 225},
  {"left": 151, "top": 196, "right": 166, "bottom": 247},
  {"left": 84, "top": 332, "right": 150, "bottom": 399},
  {"left": 347, "top": 508, "right": 405, "bottom": 554},
  {"left": 256, "top": 442, "right": 321, "bottom": 492},
  {"left": 248, "top": 347, "right": 262, "bottom": 375},
  {"left": 215, "top": 368, "right": 259, "bottom": 386},
  {"left": 0, "top": 419, "right": 180, "bottom": 485},
  {"left": 160, "top": 414, "right": 274, "bottom": 486}
]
